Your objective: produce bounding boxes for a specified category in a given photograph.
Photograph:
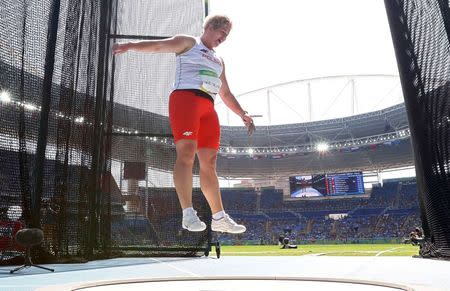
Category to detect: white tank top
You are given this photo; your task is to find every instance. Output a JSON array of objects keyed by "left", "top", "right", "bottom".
[{"left": 173, "top": 37, "right": 223, "bottom": 100}]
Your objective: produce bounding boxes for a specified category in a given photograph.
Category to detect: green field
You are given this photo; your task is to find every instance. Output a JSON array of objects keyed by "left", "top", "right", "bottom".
[{"left": 211, "top": 244, "right": 419, "bottom": 257}]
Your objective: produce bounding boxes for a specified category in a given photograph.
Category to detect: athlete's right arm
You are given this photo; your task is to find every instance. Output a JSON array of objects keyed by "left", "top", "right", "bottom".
[{"left": 112, "top": 35, "right": 195, "bottom": 55}]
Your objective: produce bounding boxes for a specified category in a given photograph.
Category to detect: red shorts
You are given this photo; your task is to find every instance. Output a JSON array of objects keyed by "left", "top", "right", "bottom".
[{"left": 169, "top": 90, "right": 220, "bottom": 150}]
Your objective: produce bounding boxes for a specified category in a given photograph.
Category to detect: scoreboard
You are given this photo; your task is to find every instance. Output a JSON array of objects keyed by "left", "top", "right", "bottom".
[
  {"left": 289, "top": 171, "right": 365, "bottom": 198},
  {"left": 320, "top": 172, "right": 365, "bottom": 195}
]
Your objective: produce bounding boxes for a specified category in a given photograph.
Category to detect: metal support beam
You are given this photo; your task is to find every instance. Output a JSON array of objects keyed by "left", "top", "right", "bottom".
[
  {"left": 145, "top": 164, "right": 149, "bottom": 218},
  {"left": 267, "top": 89, "right": 272, "bottom": 125},
  {"left": 308, "top": 82, "right": 312, "bottom": 122},
  {"left": 351, "top": 79, "right": 356, "bottom": 115}
]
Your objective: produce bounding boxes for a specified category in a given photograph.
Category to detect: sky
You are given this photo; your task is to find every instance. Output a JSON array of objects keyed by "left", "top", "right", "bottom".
[{"left": 210, "top": 0, "right": 399, "bottom": 94}]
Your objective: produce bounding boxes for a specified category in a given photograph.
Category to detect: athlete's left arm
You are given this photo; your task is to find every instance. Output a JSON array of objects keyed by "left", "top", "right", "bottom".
[{"left": 219, "top": 60, "right": 255, "bottom": 135}]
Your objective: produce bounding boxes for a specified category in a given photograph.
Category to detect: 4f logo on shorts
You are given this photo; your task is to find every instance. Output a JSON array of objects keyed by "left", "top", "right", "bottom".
[{"left": 183, "top": 131, "right": 193, "bottom": 136}]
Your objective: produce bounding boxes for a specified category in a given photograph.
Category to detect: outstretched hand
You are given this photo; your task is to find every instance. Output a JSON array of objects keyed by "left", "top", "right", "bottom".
[
  {"left": 242, "top": 115, "right": 255, "bottom": 136},
  {"left": 112, "top": 43, "right": 129, "bottom": 55}
]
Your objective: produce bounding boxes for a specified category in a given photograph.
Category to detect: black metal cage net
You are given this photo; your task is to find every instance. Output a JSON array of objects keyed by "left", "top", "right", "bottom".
[
  {"left": 385, "top": 0, "right": 450, "bottom": 259},
  {"left": 0, "top": 0, "right": 209, "bottom": 264},
  {"left": 0, "top": 0, "right": 104, "bottom": 263},
  {"left": 108, "top": 0, "right": 211, "bottom": 256}
]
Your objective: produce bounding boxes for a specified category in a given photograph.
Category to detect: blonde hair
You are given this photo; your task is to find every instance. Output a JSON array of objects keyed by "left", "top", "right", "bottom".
[{"left": 203, "top": 14, "right": 232, "bottom": 30}]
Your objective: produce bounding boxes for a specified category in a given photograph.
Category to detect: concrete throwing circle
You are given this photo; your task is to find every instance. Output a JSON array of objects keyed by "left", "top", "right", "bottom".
[{"left": 42, "top": 276, "right": 414, "bottom": 291}]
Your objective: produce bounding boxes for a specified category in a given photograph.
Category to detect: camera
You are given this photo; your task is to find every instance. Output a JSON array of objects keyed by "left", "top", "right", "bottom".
[{"left": 278, "top": 234, "right": 297, "bottom": 249}]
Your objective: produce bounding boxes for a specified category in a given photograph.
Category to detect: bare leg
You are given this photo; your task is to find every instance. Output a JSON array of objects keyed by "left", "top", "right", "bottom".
[
  {"left": 173, "top": 139, "right": 197, "bottom": 209},
  {"left": 198, "top": 148, "right": 246, "bottom": 234},
  {"left": 197, "top": 148, "right": 224, "bottom": 214}
]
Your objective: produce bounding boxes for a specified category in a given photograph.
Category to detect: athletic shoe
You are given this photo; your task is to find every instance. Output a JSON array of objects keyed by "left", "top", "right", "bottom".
[
  {"left": 182, "top": 210, "right": 206, "bottom": 232},
  {"left": 211, "top": 214, "right": 246, "bottom": 234}
]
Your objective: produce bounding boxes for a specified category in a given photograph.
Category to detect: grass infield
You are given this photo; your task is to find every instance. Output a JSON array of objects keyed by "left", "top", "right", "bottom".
[{"left": 211, "top": 244, "right": 419, "bottom": 256}]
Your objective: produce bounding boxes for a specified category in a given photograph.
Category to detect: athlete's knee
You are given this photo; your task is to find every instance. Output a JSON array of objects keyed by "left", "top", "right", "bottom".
[
  {"left": 198, "top": 152, "right": 217, "bottom": 171},
  {"left": 176, "top": 141, "right": 196, "bottom": 165},
  {"left": 176, "top": 153, "right": 195, "bottom": 167}
]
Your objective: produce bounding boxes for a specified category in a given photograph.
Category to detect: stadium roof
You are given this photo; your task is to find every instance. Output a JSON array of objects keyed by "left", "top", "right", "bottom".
[
  {"left": 216, "top": 75, "right": 404, "bottom": 126},
  {"left": 109, "top": 102, "right": 412, "bottom": 178}
]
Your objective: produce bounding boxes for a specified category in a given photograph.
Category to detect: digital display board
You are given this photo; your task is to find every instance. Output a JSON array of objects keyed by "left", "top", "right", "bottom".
[{"left": 289, "top": 172, "right": 364, "bottom": 198}]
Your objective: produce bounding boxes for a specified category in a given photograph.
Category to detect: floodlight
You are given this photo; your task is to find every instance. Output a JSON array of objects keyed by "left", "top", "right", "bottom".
[
  {"left": 0, "top": 90, "right": 12, "bottom": 103},
  {"left": 316, "top": 142, "right": 329, "bottom": 152}
]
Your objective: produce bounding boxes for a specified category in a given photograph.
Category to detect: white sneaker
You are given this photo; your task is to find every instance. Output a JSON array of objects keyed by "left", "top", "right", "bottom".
[
  {"left": 211, "top": 214, "right": 246, "bottom": 234},
  {"left": 182, "top": 210, "right": 206, "bottom": 232}
]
